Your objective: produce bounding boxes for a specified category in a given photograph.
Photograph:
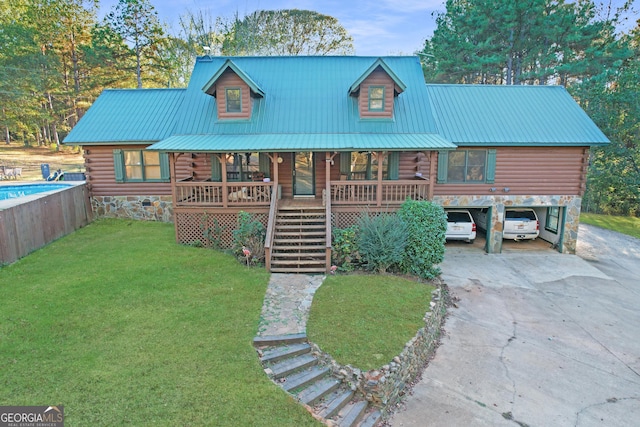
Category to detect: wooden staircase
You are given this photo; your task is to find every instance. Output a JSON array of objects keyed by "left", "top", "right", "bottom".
[
  {"left": 254, "top": 334, "right": 382, "bottom": 427},
  {"left": 270, "top": 204, "right": 328, "bottom": 274}
]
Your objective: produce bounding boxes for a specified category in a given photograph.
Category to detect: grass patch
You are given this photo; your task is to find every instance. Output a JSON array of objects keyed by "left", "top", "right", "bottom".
[
  {"left": 580, "top": 213, "right": 640, "bottom": 240},
  {"left": 307, "top": 274, "right": 434, "bottom": 371},
  {"left": 0, "top": 219, "right": 319, "bottom": 426}
]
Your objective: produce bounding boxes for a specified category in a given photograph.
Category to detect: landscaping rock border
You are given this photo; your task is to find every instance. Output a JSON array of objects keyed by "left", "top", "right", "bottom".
[{"left": 309, "top": 279, "right": 449, "bottom": 421}]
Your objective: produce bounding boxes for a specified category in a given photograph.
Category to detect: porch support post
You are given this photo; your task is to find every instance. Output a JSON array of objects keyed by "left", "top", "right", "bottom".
[
  {"left": 428, "top": 151, "right": 436, "bottom": 200},
  {"left": 325, "top": 152, "right": 333, "bottom": 273},
  {"left": 272, "top": 152, "right": 279, "bottom": 185},
  {"left": 376, "top": 151, "right": 384, "bottom": 207},
  {"left": 220, "top": 153, "right": 229, "bottom": 208},
  {"left": 169, "top": 152, "right": 179, "bottom": 243}
]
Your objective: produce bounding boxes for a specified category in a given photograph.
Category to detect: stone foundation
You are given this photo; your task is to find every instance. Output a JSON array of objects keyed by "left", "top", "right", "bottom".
[
  {"left": 91, "top": 195, "right": 173, "bottom": 222},
  {"left": 311, "top": 281, "right": 448, "bottom": 416}
]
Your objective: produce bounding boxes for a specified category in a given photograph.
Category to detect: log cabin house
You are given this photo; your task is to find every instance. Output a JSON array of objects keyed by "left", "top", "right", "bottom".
[{"left": 63, "top": 56, "right": 609, "bottom": 273}]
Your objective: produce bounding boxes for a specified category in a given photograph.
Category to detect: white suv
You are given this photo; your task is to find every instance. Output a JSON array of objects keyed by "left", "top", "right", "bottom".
[
  {"left": 445, "top": 209, "right": 477, "bottom": 243},
  {"left": 503, "top": 208, "right": 539, "bottom": 240}
]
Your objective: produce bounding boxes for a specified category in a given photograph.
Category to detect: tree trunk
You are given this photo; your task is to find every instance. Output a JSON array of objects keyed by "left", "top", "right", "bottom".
[
  {"left": 4, "top": 125, "right": 10, "bottom": 145},
  {"left": 136, "top": 43, "right": 142, "bottom": 88},
  {"left": 52, "top": 122, "right": 60, "bottom": 151},
  {"left": 506, "top": 28, "right": 514, "bottom": 85}
]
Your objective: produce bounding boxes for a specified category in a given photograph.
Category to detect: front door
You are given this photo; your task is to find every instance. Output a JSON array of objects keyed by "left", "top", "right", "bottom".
[{"left": 293, "top": 152, "right": 315, "bottom": 196}]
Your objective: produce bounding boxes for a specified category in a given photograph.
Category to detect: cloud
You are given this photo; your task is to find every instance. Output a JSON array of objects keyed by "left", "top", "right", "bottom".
[{"left": 379, "top": 0, "right": 445, "bottom": 12}]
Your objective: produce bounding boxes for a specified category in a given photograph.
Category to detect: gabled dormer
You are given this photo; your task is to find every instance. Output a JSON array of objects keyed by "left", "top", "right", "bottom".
[
  {"left": 349, "top": 58, "right": 406, "bottom": 119},
  {"left": 202, "top": 59, "right": 265, "bottom": 120}
]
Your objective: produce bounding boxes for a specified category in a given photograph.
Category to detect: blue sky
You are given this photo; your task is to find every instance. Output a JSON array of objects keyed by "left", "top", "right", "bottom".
[
  {"left": 97, "top": 0, "right": 638, "bottom": 56},
  {"left": 97, "top": 0, "right": 445, "bottom": 56}
]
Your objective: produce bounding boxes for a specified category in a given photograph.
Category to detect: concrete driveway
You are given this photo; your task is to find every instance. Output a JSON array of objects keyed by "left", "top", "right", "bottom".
[{"left": 389, "top": 224, "right": 640, "bottom": 427}]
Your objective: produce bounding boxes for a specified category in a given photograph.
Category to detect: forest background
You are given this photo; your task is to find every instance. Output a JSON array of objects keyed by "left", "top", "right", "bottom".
[{"left": 0, "top": 0, "right": 637, "bottom": 216}]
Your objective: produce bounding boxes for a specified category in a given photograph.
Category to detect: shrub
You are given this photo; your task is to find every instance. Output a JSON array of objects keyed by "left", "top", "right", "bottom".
[
  {"left": 332, "top": 225, "right": 360, "bottom": 272},
  {"left": 232, "top": 211, "right": 266, "bottom": 265},
  {"left": 357, "top": 212, "right": 408, "bottom": 274},
  {"left": 398, "top": 199, "right": 447, "bottom": 279}
]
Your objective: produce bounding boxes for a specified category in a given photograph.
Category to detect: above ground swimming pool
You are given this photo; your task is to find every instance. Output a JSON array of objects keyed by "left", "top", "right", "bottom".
[{"left": 0, "top": 183, "right": 71, "bottom": 201}]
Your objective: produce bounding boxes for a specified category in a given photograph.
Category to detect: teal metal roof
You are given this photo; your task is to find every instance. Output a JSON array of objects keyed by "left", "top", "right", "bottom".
[
  {"left": 63, "top": 89, "right": 185, "bottom": 144},
  {"left": 426, "top": 84, "right": 609, "bottom": 146},
  {"left": 202, "top": 59, "right": 265, "bottom": 97},
  {"left": 169, "top": 56, "right": 441, "bottom": 137},
  {"left": 149, "top": 133, "right": 455, "bottom": 153}
]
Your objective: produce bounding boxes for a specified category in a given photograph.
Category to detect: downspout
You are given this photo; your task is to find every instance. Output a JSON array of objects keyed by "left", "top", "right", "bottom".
[
  {"left": 169, "top": 152, "right": 178, "bottom": 243},
  {"left": 221, "top": 153, "right": 229, "bottom": 208},
  {"left": 376, "top": 151, "right": 384, "bottom": 207},
  {"left": 428, "top": 151, "right": 436, "bottom": 200}
]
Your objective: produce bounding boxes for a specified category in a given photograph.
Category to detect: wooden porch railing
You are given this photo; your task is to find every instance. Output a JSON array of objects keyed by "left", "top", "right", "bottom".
[
  {"left": 175, "top": 179, "right": 274, "bottom": 207},
  {"left": 264, "top": 184, "right": 279, "bottom": 271},
  {"left": 330, "top": 179, "right": 431, "bottom": 206}
]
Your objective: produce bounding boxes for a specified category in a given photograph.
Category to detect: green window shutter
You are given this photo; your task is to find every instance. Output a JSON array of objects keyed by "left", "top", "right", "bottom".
[
  {"left": 340, "top": 152, "right": 351, "bottom": 175},
  {"left": 486, "top": 149, "right": 496, "bottom": 184},
  {"left": 159, "top": 152, "right": 170, "bottom": 181},
  {"left": 388, "top": 152, "right": 399, "bottom": 180},
  {"left": 113, "top": 149, "right": 125, "bottom": 182},
  {"left": 210, "top": 155, "right": 222, "bottom": 182},
  {"left": 259, "top": 152, "right": 270, "bottom": 177},
  {"left": 437, "top": 151, "right": 449, "bottom": 183}
]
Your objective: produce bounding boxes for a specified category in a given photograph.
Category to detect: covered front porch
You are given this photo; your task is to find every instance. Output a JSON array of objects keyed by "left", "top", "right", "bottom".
[
  {"left": 165, "top": 150, "right": 436, "bottom": 273},
  {"left": 170, "top": 151, "right": 436, "bottom": 209}
]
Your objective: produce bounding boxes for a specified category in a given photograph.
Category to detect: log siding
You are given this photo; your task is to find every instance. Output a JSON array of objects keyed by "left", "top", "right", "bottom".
[
  {"left": 358, "top": 69, "right": 395, "bottom": 119},
  {"left": 216, "top": 70, "right": 252, "bottom": 120},
  {"left": 433, "top": 146, "right": 589, "bottom": 196},
  {"left": 83, "top": 145, "right": 191, "bottom": 197}
]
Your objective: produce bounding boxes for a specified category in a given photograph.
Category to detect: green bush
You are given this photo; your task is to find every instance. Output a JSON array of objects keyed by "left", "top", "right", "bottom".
[
  {"left": 398, "top": 199, "right": 447, "bottom": 279},
  {"left": 332, "top": 225, "right": 360, "bottom": 272},
  {"left": 232, "top": 211, "right": 266, "bottom": 265},
  {"left": 357, "top": 212, "right": 408, "bottom": 274}
]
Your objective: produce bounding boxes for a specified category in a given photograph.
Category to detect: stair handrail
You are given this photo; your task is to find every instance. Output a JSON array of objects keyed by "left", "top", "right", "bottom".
[{"left": 264, "top": 184, "right": 279, "bottom": 270}]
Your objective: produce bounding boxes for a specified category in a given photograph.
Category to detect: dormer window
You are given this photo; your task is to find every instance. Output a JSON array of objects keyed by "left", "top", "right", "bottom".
[
  {"left": 368, "top": 86, "right": 385, "bottom": 112},
  {"left": 226, "top": 88, "right": 242, "bottom": 113},
  {"left": 202, "top": 59, "right": 265, "bottom": 121},
  {"left": 349, "top": 58, "right": 405, "bottom": 120}
]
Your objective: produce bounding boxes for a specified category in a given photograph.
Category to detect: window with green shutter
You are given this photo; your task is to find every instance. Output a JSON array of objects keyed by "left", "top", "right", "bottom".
[
  {"left": 113, "top": 149, "right": 170, "bottom": 183},
  {"left": 258, "top": 153, "right": 270, "bottom": 178},
  {"left": 437, "top": 149, "right": 495, "bottom": 184},
  {"left": 388, "top": 152, "right": 400, "bottom": 180},
  {"left": 210, "top": 154, "right": 222, "bottom": 182},
  {"left": 340, "top": 151, "right": 390, "bottom": 180}
]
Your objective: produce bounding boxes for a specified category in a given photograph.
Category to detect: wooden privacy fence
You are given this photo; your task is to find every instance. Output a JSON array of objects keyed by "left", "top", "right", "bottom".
[{"left": 0, "top": 184, "right": 92, "bottom": 266}]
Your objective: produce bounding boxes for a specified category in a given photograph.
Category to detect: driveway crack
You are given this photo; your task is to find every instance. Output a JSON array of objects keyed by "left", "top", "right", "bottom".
[{"left": 574, "top": 396, "right": 640, "bottom": 426}]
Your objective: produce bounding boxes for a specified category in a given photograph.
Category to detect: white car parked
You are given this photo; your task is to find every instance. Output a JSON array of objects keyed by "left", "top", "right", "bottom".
[
  {"left": 445, "top": 209, "right": 477, "bottom": 243},
  {"left": 503, "top": 208, "right": 539, "bottom": 240}
]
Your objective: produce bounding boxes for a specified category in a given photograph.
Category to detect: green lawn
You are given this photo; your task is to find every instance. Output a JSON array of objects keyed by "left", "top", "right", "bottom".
[
  {"left": 0, "top": 219, "right": 319, "bottom": 426},
  {"left": 581, "top": 213, "right": 640, "bottom": 240},
  {"left": 307, "top": 274, "right": 434, "bottom": 371}
]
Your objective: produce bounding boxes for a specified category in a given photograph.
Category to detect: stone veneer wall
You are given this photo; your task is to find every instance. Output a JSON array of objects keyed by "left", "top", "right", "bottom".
[
  {"left": 433, "top": 195, "right": 582, "bottom": 254},
  {"left": 91, "top": 195, "right": 173, "bottom": 222},
  {"left": 311, "top": 283, "right": 447, "bottom": 416}
]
